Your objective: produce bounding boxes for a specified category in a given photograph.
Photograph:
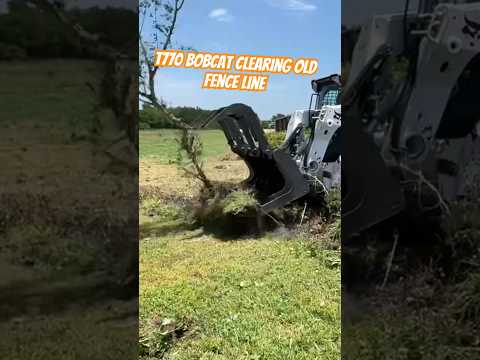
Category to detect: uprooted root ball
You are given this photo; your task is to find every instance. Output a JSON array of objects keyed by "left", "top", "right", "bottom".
[
  {"left": 191, "top": 184, "right": 275, "bottom": 237},
  {"left": 191, "top": 183, "right": 339, "bottom": 238}
]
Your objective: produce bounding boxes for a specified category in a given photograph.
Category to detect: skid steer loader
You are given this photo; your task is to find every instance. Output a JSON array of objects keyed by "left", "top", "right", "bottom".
[
  {"left": 342, "top": 0, "right": 480, "bottom": 237},
  {"left": 216, "top": 74, "right": 341, "bottom": 213}
]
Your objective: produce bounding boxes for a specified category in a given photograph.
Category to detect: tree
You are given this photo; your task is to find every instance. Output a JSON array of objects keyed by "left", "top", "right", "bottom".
[
  {"left": 139, "top": 0, "right": 211, "bottom": 188},
  {"left": 138, "top": 0, "right": 189, "bottom": 128},
  {"left": 0, "top": 2, "right": 137, "bottom": 59},
  {"left": 271, "top": 113, "right": 287, "bottom": 121}
]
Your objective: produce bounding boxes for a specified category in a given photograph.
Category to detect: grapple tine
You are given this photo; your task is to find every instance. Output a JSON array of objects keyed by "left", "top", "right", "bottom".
[{"left": 217, "top": 103, "right": 310, "bottom": 212}]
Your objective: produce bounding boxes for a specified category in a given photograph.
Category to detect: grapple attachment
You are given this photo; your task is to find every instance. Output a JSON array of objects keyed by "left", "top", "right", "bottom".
[{"left": 216, "top": 103, "right": 310, "bottom": 213}]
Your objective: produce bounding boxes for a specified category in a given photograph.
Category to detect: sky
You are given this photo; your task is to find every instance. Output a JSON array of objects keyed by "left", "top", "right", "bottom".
[{"left": 144, "top": 0, "right": 341, "bottom": 120}]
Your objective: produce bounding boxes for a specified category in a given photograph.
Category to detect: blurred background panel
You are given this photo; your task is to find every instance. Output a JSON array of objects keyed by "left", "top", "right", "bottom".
[
  {"left": 342, "top": 1, "right": 480, "bottom": 359},
  {"left": 0, "top": 1, "right": 138, "bottom": 358}
]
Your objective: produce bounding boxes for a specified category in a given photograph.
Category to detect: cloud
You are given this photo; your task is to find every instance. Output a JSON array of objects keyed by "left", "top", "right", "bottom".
[
  {"left": 208, "top": 8, "right": 234, "bottom": 22},
  {"left": 267, "top": 0, "right": 317, "bottom": 11}
]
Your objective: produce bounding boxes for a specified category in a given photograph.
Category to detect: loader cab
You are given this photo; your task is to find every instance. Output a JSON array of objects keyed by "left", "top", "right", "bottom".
[
  {"left": 303, "top": 74, "right": 342, "bottom": 172},
  {"left": 310, "top": 74, "right": 341, "bottom": 112},
  {"left": 282, "top": 74, "right": 341, "bottom": 169}
]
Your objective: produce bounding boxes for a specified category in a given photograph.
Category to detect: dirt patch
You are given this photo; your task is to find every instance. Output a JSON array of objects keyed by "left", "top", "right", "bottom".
[{"left": 140, "top": 157, "right": 249, "bottom": 200}]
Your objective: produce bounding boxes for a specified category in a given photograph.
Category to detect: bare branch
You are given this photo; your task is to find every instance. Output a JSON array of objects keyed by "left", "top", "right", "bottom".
[
  {"left": 139, "top": 0, "right": 210, "bottom": 189},
  {"left": 398, "top": 164, "right": 451, "bottom": 215},
  {"left": 162, "top": 0, "right": 181, "bottom": 50},
  {"left": 139, "top": 2, "right": 191, "bottom": 130}
]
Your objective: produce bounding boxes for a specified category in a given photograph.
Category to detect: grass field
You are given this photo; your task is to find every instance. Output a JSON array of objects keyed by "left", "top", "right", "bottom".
[
  {"left": 139, "top": 129, "right": 340, "bottom": 359},
  {"left": 140, "top": 129, "right": 230, "bottom": 163},
  {"left": 1, "top": 60, "right": 102, "bottom": 143}
]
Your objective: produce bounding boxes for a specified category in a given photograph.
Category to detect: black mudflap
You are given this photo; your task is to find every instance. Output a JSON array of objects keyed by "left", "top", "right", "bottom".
[{"left": 216, "top": 103, "right": 310, "bottom": 213}]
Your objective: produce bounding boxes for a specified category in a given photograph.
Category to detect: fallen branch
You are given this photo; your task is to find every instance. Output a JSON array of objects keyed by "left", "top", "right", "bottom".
[
  {"left": 299, "top": 201, "right": 308, "bottom": 225},
  {"left": 381, "top": 230, "right": 399, "bottom": 289},
  {"left": 398, "top": 164, "right": 451, "bottom": 215}
]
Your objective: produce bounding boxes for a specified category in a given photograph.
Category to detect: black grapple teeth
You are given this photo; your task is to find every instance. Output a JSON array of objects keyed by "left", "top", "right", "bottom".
[{"left": 216, "top": 103, "right": 310, "bottom": 213}]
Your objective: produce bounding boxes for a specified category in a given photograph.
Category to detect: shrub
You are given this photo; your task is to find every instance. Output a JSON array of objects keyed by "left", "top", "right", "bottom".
[
  {"left": 326, "top": 187, "right": 341, "bottom": 218},
  {"left": 139, "top": 105, "right": 177, "bottom": 129},
  {"left": 192, "top": 185, "right": 269, "bottom": 237},
  {"left": 221, "top": 190, "right": 258, "bottom": 216},
  {"left": 266, "top": 131, "right": 286, "bottom": 148}
]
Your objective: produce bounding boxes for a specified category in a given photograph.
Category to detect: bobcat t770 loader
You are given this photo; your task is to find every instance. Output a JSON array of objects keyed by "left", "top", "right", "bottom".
[{"left": 216, "top": 74, "right": 342, "bottom": 213}]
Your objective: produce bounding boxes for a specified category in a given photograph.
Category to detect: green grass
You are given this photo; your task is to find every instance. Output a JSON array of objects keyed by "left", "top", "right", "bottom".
[
  {"left": 139, "top": 198, "right": 340, "bottom": 359},
  {"left": 139, "top": 121, "right": 340, "bottom": 358},
  {"left": 139, "top": 129, "right": 230, "bottom": 163},
  {"left": 140, "top": 232, "right": 340, "bottom": 360},
  {"left": 0, "top": 60, "right": 101, "bottom": 134}
]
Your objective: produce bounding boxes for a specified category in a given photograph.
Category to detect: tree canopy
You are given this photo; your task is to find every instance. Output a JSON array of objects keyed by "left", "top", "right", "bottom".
[{"left": 0, "top": 1, "right": 137, "bottom": 59}]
